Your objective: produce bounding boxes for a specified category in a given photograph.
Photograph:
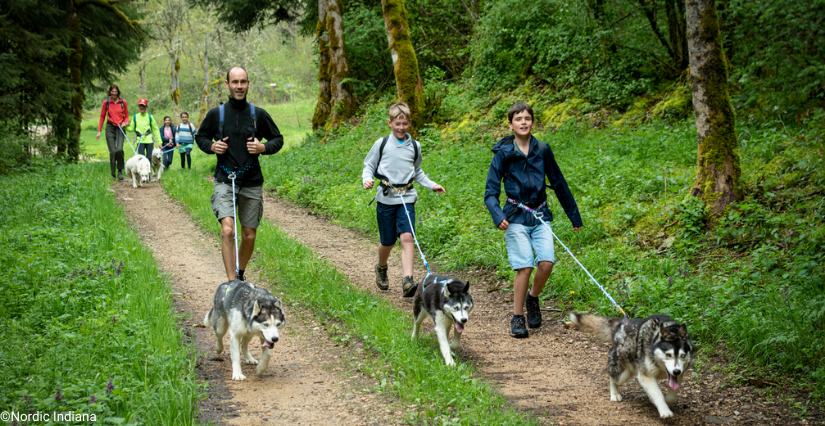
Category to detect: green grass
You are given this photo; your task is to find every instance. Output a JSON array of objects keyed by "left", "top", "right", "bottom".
[
  {"left": 162, "top": 157, "right": 544, "bottom": 426},
  {"left": 80, "top": 98, "right": 314, "bottom": 159},
  {"left": 261, "top": 87, "right": 825, "bottom": 398},
  {"left": 0, "top": 162, "right": 200, "bottom": 425}
]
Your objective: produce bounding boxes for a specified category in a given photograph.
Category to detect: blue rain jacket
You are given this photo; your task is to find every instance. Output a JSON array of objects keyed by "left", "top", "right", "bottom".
[{"left": 484, "top": 135, "right": 583, "bottom": 228}]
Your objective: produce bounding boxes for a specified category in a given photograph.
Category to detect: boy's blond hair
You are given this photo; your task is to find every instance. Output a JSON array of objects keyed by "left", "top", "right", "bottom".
[{"left": 389, "top": 102, "right": 411, "bottom": 121}]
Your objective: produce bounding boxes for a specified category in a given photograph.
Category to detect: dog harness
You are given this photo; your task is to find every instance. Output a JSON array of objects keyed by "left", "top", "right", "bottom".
[{"left": 368, "top": 136, "right": 421, "bottom": 205}]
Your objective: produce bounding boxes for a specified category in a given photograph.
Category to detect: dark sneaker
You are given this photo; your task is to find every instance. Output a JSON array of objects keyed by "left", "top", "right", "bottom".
[
  {"left": 402, "top": 276, "right": 417, "bottom": 298},
  {"left": 510, "top": 315, "right": 528, "bottom": 338},
  {"left": 117, "top": 171, "right": 124, "bottom": 181},
  {"left": 375, "top": 263, "right": 389, "bottom": 290},
  {"left": 525, "top": 294, "right": 542, "bottom": 328}
]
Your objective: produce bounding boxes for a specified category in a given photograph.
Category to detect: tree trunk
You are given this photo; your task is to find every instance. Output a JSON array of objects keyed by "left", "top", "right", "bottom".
[
  {"left": 326, "top": 0, "right": 354, "bottom": 127},
  {"left": 312, "top": 0, "right": 332, "bottom": 130},
  {"left": 686, "top": 0, "right": 741, "bottom": 215},
  {"left": 381, "top": 0, "right": 424, "bottom": 133},
  {"left": 198, "top": 33, "right": 210, "bottom": 126},
  {"left": 170, "top": 48, "right": 181, "bottom": 118},
  {"left": 139, "top": 60, "right": 147, "bottom": 99},
  {"left": 67, "top": 0, "right": 83, "bottom": 163},
  {"left": 665, "top": 0, "right": 688, "bottom": 69}
]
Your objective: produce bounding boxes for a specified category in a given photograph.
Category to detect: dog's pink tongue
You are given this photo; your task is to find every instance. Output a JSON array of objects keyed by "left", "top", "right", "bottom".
[
  {"left": 668, "top": 374, "right": 679, "bottom": 390},
  {"left": 261, "top": 341, "right": 272, "bottom": 349},
  {"left": 455, "top": 323, "right": 464, "bottom": 333}
]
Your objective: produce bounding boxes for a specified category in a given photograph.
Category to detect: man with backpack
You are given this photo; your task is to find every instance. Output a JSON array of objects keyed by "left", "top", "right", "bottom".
[
  {"left": 195, "top": 66, "right": 283, "bottom": 282},
  {"left": 96, "top": 84, "right": 130, "bottom": 180}
]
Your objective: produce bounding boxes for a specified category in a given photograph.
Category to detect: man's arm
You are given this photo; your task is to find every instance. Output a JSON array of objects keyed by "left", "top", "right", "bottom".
[
  {"left": 257, "top": 110, "right": 283, "bottom": 155},
  {"left": 195, "top": 111, "right": 218, "bottom": 154},
  {"left": 543, "top": 144, "right": 583, "bottom": 228}
]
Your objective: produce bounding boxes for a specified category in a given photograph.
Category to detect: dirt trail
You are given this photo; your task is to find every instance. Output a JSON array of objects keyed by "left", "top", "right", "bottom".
[
  {"left": 113, "top": 180, "right": 400, "bottom": 425},
  {"left": 261, "top": 192, "right": 807, "bottom": 426}
]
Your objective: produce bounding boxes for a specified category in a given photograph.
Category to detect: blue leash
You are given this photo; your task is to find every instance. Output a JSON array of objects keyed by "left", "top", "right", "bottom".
[
  {"left": 507, "top": 198, "right": 629, "bottom": 318},
  {"left": 380, "top": 178, "right": 432, "bottom": 280}
]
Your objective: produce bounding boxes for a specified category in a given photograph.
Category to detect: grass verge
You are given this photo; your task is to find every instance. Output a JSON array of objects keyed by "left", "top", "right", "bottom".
[
  {"left": 0, "top": 162, "right": 200, "bottom": 425},
  {"left": 162, "top": 157, "right": 543, "bottom": 425}
]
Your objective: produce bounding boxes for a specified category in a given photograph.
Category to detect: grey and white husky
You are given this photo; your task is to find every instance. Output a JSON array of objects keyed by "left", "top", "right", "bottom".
[
  {"left": 569, "top": 313, "right": 693, "bottom": 418},
  {"left": 412, "top": 275, "right": 474, "bottom": 366},
  {"left": 204, "top": 280, "right": 285, "bottom": 381}
]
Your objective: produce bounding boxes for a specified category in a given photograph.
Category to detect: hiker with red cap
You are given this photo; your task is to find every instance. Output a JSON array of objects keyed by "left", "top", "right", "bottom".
[
  {"left": 124, "top": 98, "right": 162, "bottom": 158},
  {"left": 96, "top": 84, "right": 130, "bottom": 180}
]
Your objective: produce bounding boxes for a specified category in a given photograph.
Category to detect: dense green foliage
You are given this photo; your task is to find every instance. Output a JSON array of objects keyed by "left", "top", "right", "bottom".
[
  {"left": 0, "top": 163, "right": 199, "bottom": 425},
  {"left": 0, "top": 0, "right": 142, "bottom": 163},
  {"left": 163, "top": 156, "right": 542, "bottom": 426},
  {"left": 263, "top": 84, "right": 825, "bottom": 394}
]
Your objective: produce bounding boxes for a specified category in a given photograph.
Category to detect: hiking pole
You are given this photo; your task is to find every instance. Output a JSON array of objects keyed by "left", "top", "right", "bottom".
[
  {"left": 508, "top": 199, "right": 629, "bottom": 319},
  {"left": 382, "top": 179, "right": 432, "bottom": 279},
  {"left": 229, "top": 172, "right": 241, "bottom": 279},
  {"left": 117, "top": 126, "right": 138, "bottom": 155}
]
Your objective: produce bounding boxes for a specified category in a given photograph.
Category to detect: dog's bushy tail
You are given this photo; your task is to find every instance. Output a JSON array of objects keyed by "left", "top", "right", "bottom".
[
  {"left": 204, "top": 309, "right": 213, "bottom": 327},
  {"left": 569, "top": 313, "right": 619, "bottom": 343}
]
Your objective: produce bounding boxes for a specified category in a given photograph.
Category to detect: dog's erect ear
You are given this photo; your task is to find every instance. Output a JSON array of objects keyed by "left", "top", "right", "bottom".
[
  {"left": 463, "top": 280, "right": 470, "bottom": 294},
  {"left": 252, "top": 300, "right": 261, "bottom": 317},
  {"left": 660, "top": 323, "right": 670, "bottom": 340},
  {"left": 678, "top": 324, "right": 688, "bottom": 338},
  {"left": 274, "top": 298, "right": 282, "bottom": 309}
]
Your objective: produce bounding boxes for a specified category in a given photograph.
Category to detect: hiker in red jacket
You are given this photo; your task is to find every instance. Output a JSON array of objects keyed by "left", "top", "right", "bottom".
[{"left": 96, "top": 84, "right": 130, "bottom": 180}]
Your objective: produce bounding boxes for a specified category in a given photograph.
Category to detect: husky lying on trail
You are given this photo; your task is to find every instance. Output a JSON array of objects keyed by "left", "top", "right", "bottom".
[
  {"left": 205, "top": 280, "right": 285, "bottom": 381},
  {"left": 569, "top": 313, "right": 693, "bottom": 418},
  {"left": 412, "top": 275, "right": 474, "bottom": 366},
  {"left": 124, "top": 155, "right": 151, "bottom": 188},
  {"left": 150, "top": 147, "right": 164, "bottom": 181}
]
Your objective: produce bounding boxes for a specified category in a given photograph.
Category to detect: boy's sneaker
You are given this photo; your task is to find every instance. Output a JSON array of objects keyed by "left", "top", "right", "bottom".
[
  {"left": 117, "top": 171, "right": 124, "bottom": 181},
  {"left": 510, "top": 315, "right": 528, "bottom": 338},
  {"left": 402, "top": 276, "right": 417, "bottom": 298},
  {"left": 525, "top": 294, "right": 542, "bottom": 329},
  {"left": 375, "top": 263, "right": 389, "bottom": 290}
]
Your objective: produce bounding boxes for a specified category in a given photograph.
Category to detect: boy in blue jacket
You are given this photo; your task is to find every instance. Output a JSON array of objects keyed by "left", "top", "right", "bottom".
[{"left": 484, "top": 102, "right": 583, "bottom": 338}]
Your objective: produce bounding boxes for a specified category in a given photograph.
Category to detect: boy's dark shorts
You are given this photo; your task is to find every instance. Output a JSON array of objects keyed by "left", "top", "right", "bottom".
[{"left": 376, "top": 202, "right": 415, "bottom": 246}]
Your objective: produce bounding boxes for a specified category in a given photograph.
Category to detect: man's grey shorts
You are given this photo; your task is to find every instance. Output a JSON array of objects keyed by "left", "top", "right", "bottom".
[{"left": 211, "top": 181, "right": 264, "bottom": 229}]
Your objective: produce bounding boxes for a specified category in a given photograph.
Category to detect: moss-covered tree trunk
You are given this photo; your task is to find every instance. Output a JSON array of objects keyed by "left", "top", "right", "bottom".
[
  {"left": 170, "top": 48, "right": 181, "bottom": 118},
  {"left": 312, "top": 0, "right": 332, "bottom": 130},
  {"left": 197, "top": 31, "right": 210, "bottom": 126},
  {"left": 326, "top": 0, "right": 354, "bottom": 127},
  {"left": 686, "top": 0, "right": 741, "bottom": 214},
  {"left": 381, "top": 0, "right": 424, "bottom": 133}
]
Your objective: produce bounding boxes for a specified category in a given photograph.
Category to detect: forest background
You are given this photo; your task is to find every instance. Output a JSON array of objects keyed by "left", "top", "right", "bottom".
[{"left": 1, "top": 0, "right": 824, "bottom": 420}]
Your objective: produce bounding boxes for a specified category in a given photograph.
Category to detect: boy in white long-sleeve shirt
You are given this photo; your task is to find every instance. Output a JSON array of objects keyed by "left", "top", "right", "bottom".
[{"left": 362, "top": 102, "right": 445, "bottom": 297}]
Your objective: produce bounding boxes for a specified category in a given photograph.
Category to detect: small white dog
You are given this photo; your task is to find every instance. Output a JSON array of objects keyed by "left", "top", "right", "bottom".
[
  {"left": 125, "top": 155, "right": 152, "bottom": 188},
  {"left": 151, "top": 147, "right": 164, "bottom": 182}
]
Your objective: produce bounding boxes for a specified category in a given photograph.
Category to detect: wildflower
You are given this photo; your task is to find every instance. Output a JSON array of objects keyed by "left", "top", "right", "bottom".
[
  {"left": 106, "top": 379, "right": 114, "bottom": 394},
  {"left": 89, "top": 395, "right": 96, "bottom": 404},
  {"left": 111, "top": 316, "right": 117, "bottom": 323},
  {"left": 55, "top": 388, "right": 63, "bottom": 401},
  {"left": 570, "top": 291, "right": 575, "bottom": 294}
]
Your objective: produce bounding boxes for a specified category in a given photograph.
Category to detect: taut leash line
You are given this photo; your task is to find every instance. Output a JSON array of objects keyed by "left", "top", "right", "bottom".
[
  {"left": 229, "top": 172, "right": 240, "bottom": 277},
  {"left": 380, "top": 178, "right": 431, "bottom": 279},
  {"left": 507, "top": 198, "right": 628, "bottom": 318}
]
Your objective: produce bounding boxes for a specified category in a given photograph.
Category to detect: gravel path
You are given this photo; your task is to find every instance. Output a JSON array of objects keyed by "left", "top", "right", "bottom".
[{"left": 113, "top": 180, "right": 400, "bottom": 425}]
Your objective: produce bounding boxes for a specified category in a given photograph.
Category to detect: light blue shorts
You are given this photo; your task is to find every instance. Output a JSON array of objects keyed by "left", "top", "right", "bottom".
[{"left": 505, "top": 222, "right": 556, "bottom": 270}]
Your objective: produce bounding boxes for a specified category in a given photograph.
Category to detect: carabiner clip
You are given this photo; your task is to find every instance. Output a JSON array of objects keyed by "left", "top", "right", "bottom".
[{"left": 228, "top": 172, "right": 237, "bottom": 180}]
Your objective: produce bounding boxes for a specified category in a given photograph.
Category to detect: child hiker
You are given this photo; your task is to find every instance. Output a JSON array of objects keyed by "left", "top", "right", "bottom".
[
  {"left": 176, "top": 112, "right": 196, "bottom": 169},
  {"left": 160, "top": 116, "right": 177, "bottom": 170},
  {"left": 124, "top": 98, "right": 161, "bottom": 158},
  {"left": 484, "top": 102, "right": 583, "bottom": 338},
  {"left": 362, "top": 102, "right": 446, "bottom": 297}
]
